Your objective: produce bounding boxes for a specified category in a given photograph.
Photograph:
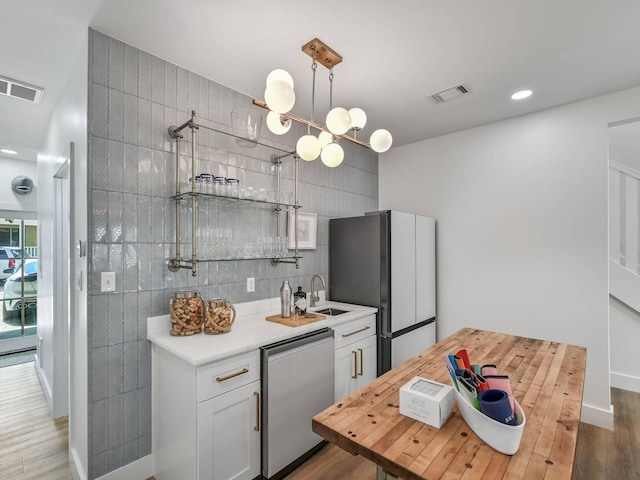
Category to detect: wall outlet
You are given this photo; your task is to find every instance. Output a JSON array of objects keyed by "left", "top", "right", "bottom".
[
  {"left": 101, "top": 271, "right": 116, "bottom": 292},
  {"left": 246, "top": 277, "right": 255, "bottom": 293}
]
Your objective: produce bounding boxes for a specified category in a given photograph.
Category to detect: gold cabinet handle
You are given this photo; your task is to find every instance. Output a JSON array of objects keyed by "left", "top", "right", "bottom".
[
  {"left": 254, "top": 391, "right": 260, "bottom": 431},
  {"left": 216, "top": 368, "right": 249, "bottom": 383},
  {"left": 358, "top": 348, "right": 363, "bottom": 376},
  {"left": 352, "top": 351, "right": 358, "bottom": 379},
  {"left": 342, "top": 325, "right": 371, "bottom": 338}
]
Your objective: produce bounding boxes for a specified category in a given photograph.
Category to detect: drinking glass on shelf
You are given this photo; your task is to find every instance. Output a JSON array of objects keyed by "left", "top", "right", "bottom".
[
  {"left": 241, "top": 186, "right": 255, "bottom": 200},
  {"left": 280, "top": 191, "right": 293, "bottom": 205},
  {"left": 200, "top": 173, "right": 213, "bottom": 194},
  {"left": 243, "top": 242, "right": 254, "bottom": 259},
  {"left": 221, "top": 228, "right": 233, "bottom": 257},
  {"left": 212, "top": 228, "right": 223, "bottom": 259},
  {"left": 277, "top": 236, "right": 288, "bottom": 257},
  {"left": 227, "top": 178, "right": 240, "bottom": 198},
  {"left": 231, "top": 108, "right": 262, "bottom": 148}
]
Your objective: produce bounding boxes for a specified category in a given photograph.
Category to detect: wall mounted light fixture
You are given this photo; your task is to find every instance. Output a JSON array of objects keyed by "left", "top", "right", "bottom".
[
  {"left": 253, "top": 38, "right": 392, "bottom": 167},
  {"left": 11, "top": 176, "right": 34, "bottom": 195}
]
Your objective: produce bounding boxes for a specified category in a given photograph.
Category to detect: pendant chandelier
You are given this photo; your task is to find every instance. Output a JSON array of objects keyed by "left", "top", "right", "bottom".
[{"left": 254, "top": 38, "right": 393, "bottom": 168}]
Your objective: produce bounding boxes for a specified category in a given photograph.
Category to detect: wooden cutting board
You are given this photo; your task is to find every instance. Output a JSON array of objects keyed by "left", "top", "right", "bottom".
[{"left": 266, "top": 313, "right": 326, "bottom": 327}]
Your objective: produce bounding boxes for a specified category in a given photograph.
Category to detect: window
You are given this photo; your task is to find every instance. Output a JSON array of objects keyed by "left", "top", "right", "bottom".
[
  {"left": 0, "top": 224, "right": 20, "bottom": 246},
  {"left": 1, "top": 218, "right": 38, "bottom": 342}
]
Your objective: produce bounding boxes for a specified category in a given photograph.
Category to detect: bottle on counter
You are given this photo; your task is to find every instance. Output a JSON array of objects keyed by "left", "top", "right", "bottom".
[
  {"left": 294, "top": 286, "right": 307, "bottom": 317},
  {"left": 280, "top": 281, "right": 292, "bottom": 318}
]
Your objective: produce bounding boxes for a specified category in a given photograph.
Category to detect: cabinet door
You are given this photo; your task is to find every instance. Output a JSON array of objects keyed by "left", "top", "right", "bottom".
[
  {"left": 391, "top": 211, "right": 417, "bottom": 332},
  {"left": 335, "top": 335, "right": 378, "bottom": 402},
  {"left": 334, "top": 345, "right": 358, "bottom": 402},
  {"left": 354, "top": 335, "right": 377, "bottom": 390},
  {"left": 197, "top": 380, "right": 260, "bottom": 480}
]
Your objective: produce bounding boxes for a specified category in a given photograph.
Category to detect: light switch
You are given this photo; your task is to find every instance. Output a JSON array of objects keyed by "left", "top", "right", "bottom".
[
  {"left": 101, "top": 272, "right": 116, "bottom": 292},
  {"left": 246, "top": 277, "right": 255, "bottom": 293}
]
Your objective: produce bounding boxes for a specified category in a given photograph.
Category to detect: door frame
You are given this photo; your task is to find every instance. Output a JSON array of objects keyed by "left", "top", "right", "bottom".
[{"left": 51, "top": 145, "right": 71, "bottom": 418}]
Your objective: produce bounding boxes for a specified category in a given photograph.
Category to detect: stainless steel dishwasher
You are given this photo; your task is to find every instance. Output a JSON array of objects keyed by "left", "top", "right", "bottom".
[{"left": 260, "top": 327, "right": 335, "bottom": 480}]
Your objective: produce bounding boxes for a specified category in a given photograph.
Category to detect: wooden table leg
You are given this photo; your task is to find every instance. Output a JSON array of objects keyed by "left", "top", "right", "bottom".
[{"left": 377, "top": 465, "right": 402, "bottom": 480}]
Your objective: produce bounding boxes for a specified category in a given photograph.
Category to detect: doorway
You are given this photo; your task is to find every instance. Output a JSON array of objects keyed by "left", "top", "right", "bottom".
[
  {"left": 51, "top": 153, "right": 71, "bottom": 418},
  {"left": 0, "top": 217, "right": 38, "bottom": 354}
]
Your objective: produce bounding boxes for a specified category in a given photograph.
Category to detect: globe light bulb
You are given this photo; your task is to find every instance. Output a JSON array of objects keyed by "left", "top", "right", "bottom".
[
  {"left": 318, "top": 131, "right": 333, "bottom": 148},
  {"left": 348, "top": 108, "right": 367, "bottom": 130},
  {"left": 296, "top": 134, "right": 321, "bottom": 161},
  {"left": 266, "top": 69, "right": 294, "bottom": 89},
  {"left": 321, "top": 142, "right": 344, "bottom": 167},
  {"left": 266, "top": 111, "right": 291, "bottom": 135},
  {"left": 264, "top": 80, "right": 295, "bottom": 114},
  {"left": 370, "top": 129, "right": 393, "bottom": 153},
  {"left": 326, "top": 107, "right": 352, "bottom": 135}
]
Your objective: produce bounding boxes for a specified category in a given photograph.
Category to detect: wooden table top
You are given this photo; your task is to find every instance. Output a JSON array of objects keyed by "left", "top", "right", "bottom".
[{"left": 312, "top": 328, "right": 587, "bottom": 480}]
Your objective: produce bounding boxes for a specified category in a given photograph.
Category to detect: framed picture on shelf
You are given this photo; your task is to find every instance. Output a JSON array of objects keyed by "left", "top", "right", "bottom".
[{"left": 288, "top": 211, "right": 317, "bottom": 250}]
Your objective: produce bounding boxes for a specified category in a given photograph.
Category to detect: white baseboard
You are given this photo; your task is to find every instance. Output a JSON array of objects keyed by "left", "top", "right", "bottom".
[
  {"left": 611, "top": 371, "right": 640, "bottom": 394},
  {"left": 70, "top": 447, "right": 87, "bottom": 480},
  {"left": 95, "top": 454, "right": 154, "bottom": 480},
  {"left": 580, "top": 402, "right": 614, "bottom": 430},
  {"left": 34, "top": 357, "right": 54, "bottom": 415}
]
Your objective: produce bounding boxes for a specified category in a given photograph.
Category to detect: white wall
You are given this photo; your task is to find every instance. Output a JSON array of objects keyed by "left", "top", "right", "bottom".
[
  {"left": 38, "top": 30, "right": 89, "bottom": 478},
  {"left": 380, "top": 85, "right": 640, "bottom": 429},
  {"left": 0, "top": 158, "right": 37, "bottom": 214}
]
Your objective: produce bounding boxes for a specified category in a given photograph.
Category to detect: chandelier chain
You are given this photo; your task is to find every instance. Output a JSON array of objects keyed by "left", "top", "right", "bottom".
[
  {"left": 309, "top": 60, "right": 317, "bottom": 134},
  {"left": 329, "top": 68, "right": 334, "bottom": 110}
]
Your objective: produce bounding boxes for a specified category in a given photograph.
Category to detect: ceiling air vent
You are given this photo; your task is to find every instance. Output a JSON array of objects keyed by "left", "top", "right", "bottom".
[
  {"left": 430, "top": 84, "right": 470, "bottom": 104},
  {"left": 0, "top": 75, "right": 45, "bottom": 103}
]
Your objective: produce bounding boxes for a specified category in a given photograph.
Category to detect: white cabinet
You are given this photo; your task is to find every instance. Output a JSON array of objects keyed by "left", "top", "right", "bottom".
[
  {"left": 153, "top": 348, "right": 260, "bottom": 480},
  {"left": 197, "top": 380, "right": 260, "bottom": 480},
  {"left": 333, "top": 315, "right": 377, "bottom": 402}
]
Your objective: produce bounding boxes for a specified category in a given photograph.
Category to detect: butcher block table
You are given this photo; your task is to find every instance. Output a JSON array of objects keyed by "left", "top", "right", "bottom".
[{"left": 312, "top": 328, "right": 587, "bottom": 480}]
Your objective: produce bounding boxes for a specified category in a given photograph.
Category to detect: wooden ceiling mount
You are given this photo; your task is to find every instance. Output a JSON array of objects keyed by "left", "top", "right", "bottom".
[{"left": 301, "top": 38, "right": 343, "bottom": 70}]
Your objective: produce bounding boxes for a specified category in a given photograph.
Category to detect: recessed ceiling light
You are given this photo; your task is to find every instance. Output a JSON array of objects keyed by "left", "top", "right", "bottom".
[
  {"left": 1, "top": 148, "right": 18, "bottom": 155},
  {"left": 511, "top": 90, "right": 533, "bottom": 100}
]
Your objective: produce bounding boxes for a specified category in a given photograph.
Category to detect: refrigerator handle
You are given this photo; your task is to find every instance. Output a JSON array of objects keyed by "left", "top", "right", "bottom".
[{"left": 379, "top": 306, "right": 392, "bottom": 338}]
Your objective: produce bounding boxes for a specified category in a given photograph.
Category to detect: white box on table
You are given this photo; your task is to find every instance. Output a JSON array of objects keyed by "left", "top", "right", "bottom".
[{"left": 399, "top": 376, "right": 454, "bottom": 428}]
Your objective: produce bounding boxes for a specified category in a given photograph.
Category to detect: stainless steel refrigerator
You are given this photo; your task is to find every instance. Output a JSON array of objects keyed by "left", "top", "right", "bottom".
[{"left": 329, "top": 210, "right": 436, "bottom": 375}]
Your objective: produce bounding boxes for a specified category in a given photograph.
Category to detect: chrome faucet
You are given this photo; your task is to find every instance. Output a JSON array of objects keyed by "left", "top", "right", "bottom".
[{"left": 309, "top": 274, "right": 326, "bottom": 307}]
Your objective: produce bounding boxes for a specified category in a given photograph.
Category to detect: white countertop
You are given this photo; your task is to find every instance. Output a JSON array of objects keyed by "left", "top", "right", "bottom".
[{"left": 147, "top": 295, "right": 377, "bottom": 367}]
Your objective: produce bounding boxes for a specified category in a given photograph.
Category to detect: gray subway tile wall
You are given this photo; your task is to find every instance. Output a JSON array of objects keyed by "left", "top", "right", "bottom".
[{"left": 87, "top": 28, "right": 378, "bottom": 478}]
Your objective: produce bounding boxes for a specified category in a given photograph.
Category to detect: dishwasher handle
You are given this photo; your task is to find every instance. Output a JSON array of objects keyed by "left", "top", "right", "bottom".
[{"left": 261, "top": 327, "right": 334, "bottom": 357}]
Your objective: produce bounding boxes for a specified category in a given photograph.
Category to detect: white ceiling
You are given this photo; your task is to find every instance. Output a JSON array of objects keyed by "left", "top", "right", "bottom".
[{"left": 2, "top": 0, "right": 640, "bottom": 163}]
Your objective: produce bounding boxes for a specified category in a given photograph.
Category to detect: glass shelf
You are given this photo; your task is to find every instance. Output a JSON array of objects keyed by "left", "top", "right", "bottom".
[
  {"left": 172, "top": 191, "right": 300, "bottom": 210},
  {"left": 168, "top": 110, "right": 302, "bottom": 275},
  {"left": 194, "top": 255, "right": 302, "bottom": 263}
]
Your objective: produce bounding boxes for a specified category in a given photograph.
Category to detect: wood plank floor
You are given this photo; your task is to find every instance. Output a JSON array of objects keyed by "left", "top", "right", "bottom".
[
  {"left": 572, "top": 387, "right": 640, "bottom": 479},
  {"left": 285, "top": 388, "right": 640, "bottom": 480},
  {"left": 1, "top": 362, "right": 638, "bottom": 479},
  {"left": 0, "top": 362, "right": 71, "bottom": 480}
]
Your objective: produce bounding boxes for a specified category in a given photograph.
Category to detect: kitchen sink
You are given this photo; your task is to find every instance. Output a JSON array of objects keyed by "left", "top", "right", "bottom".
[{"left": 314, "top": 307, "right": 350, "bottom": 316}]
